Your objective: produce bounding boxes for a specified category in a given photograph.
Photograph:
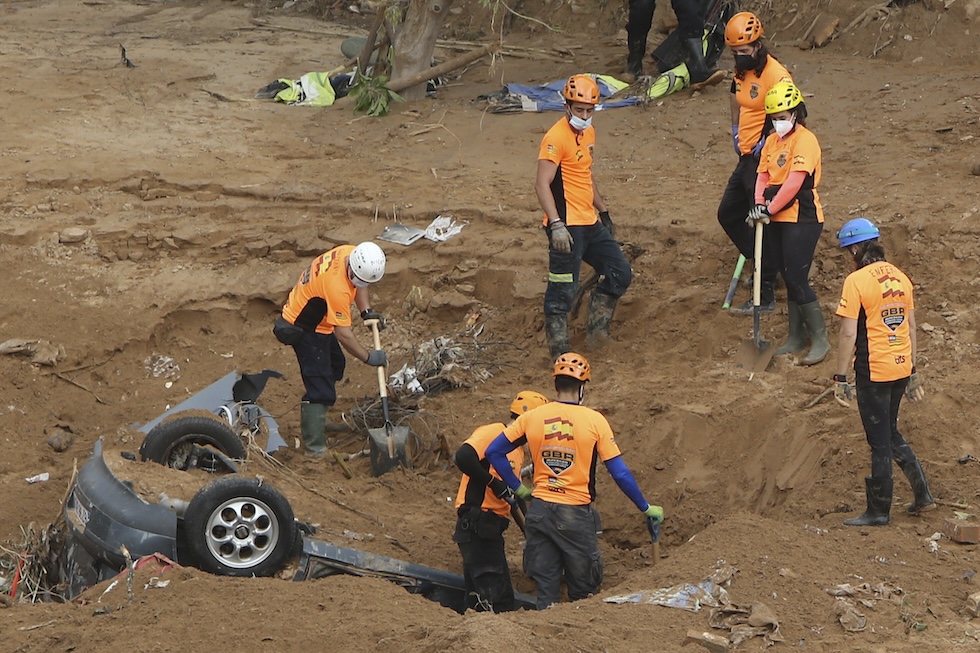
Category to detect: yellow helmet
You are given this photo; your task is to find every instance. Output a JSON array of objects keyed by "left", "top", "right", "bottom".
[
  {"left": 765, "top": 81, "right": 804, "bottom": 114},
  {"left": 725, "top": 12, "right": 764, "bottom": 47},
  {"left": 510, "top": 390, "right": 549, "bottom": 415},
  {"left": 562, "top": 74, "right": 600, "bottom": 105}
]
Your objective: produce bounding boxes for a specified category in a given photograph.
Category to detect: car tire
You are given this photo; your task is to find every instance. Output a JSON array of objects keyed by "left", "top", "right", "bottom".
[
  {"left": 140, "top": 415, "right": 247, "bottom": 470},
  {"left": 180, "top": 476, "right": 297, "bottom": 577}
]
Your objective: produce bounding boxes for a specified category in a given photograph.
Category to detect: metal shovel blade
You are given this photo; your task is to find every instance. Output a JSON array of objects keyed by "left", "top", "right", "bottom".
[{"left": 368, "top": 424, "right": 410, "bottom": 477}]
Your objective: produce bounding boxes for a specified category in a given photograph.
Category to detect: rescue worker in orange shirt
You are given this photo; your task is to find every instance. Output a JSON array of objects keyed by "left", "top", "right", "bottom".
[
  {"left": 536, "top": 75, "right": 632, "bottom": 359},
  {"left": 833, "top": 218, "right": 934, "bottom": 526},
  {"left": 451, "top": 390, "right": 549, "bottom": 612},
  {"left": 484, "top": 353, "right": 664, "bottom": 610},
  {"left": 747, "top": 81, "right": 829, "bottom": 365},
  {"left": 718, "top": 12, "right": 791, "bottom": 315},
  {"left": 273, "top": 242, "right": 388, "bottom": 457}
]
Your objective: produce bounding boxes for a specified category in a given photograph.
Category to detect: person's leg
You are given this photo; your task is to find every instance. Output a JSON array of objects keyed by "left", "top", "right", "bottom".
[
  {"left": 551, "top": 504, "right": 603, "bottom": 602},
  {"left": 626, "top": 0, "right": 657, "bottom": 79},
  {"left": 720, "top": 157, "right": 776, "bottom": 313},
  {"left": 543, "top": 228, "right": 586, "bottom": 359},
  {"left": 292, "top": 332, "right": 338, "bottom": 455},
  {"left": 781, "top": 222, "right": 828, "bottom": 364},
  {"left": 455, "top": 513, "right": 515, "bottom": 612},
  {"left": 582, "top": 223, "right": 632, "bottom": 346},
  {"left": 523, "top": 500, "right": 564, "bottom": 609},
  {"left": 844, "top": 379, "right": 895, "bottom": 526},
  {"left": 888, "top": 378, "right": 936, "bottom": 512}
]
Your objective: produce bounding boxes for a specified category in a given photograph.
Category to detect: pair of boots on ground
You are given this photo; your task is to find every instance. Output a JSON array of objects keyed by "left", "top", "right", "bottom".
[
  {"left": 732, "top": 280, "right": 829, "bottom": 365},
  {"left": 627, "top": 35, "right": 716, "bottom": 85},
  {"left": 546, "top": 290, "right": 617, "bottom": 359},
  {"left": 300, "top": 401, "right": 348, "bottom": 457},
  {"left": 845, "top": 459, "right": 935, "bottom": 526}
]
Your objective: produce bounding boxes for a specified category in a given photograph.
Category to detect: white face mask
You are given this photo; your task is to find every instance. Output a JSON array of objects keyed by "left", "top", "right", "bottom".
[
  {"left": 568, "top": 114, "right": 592, "bottom": 131},
  {"left": 773, "top": 118, "right": 795, "bottom": 138}
]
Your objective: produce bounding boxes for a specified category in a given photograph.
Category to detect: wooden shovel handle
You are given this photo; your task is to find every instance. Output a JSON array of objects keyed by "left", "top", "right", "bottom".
[{"left": 366, "top": 319, "right": 387, "bottom": 399}]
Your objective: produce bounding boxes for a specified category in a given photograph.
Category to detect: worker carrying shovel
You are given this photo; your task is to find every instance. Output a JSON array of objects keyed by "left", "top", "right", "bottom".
[
  {"left": 452, "top": 390, "right": 549, "bottom": 613},
  {"left": 485, "top": 353, "right": 663, "bottom": 610},
  {"left": 272, "top": 242, "right": 388, "bottom": 457}
]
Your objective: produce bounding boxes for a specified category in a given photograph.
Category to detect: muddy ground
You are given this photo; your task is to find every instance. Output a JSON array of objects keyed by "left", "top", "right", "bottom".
[{"left": 1, "top": 0, "right": 979, "bottom": 651}]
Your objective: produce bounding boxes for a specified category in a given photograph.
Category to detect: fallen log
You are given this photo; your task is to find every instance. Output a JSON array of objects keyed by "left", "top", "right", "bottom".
[{"left": 388, "top": 44, "right": 495, "bottom": 94}]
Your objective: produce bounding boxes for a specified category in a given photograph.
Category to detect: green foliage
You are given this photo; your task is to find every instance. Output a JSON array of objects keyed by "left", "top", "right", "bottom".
[{"left": 349, "top": 71, "right": 404, "bottom": 117}]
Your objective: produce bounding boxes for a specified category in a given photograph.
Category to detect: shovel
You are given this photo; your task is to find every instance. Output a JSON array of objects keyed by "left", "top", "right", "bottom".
[
  {"left": 366, "top": 319, "right": 410, "bottom": 476},
  {"left": 646, "top": 516, "right": 661, "bottom": 565},
  {"left": 736, "top": 221, "right": 774, "bottom": 372}
]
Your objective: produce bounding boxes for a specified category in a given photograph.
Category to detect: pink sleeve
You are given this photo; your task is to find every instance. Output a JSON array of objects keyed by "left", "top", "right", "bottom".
[
  {"left": 754, "top": 172, "right": 770, "bottom": 205},
  {"left": 766, "top": 170, "right": 806, "bottom": 214}
]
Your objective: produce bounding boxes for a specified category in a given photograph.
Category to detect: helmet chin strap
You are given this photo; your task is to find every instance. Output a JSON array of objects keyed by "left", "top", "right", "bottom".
[{"left": 577, "top": 384, "right": 585, "bottom": 405}]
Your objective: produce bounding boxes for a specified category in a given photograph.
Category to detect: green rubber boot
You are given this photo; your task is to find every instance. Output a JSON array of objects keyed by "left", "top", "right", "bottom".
[
  {"left": 799, "top": 300, "right": 830, "bottom": 366},
  {"left": 586, "top": 291, "right": 618, "bottom": 349},
  {"left": 774, "top": 301, "right": 806, "bottom": 356},
  {"left": 300, "top": 401, "right": 328, "bottom": 457},
  {"left": 545, "top": 314, "right": 570, "bottom": 360}
]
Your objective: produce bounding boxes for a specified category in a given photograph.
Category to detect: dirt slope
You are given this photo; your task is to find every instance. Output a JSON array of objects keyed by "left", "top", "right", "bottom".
[{"left": 0, "top": 1, "right": 978, "bottom": 652}]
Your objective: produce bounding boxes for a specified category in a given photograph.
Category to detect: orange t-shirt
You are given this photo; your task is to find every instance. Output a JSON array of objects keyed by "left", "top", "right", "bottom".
[
  {"left": 733, "top": 56, "right": 792, "bottom": 155},
  {"left": 757, "top": 125, "right": 823, "bottom": 223},
  {"left": 836, "top": 262, "right": 915, "bottom": 382},
  {"left": 454, "top": 423, "right": 525, "bottom": 519},
  {"left": 502, "top": 402, "right": 621, "bottom": 506},
  {"left": 538, "top": 117, "right": 598, "bottom": 227},
  {"left": 281, "top": 245, "right": 356, "bottom": 335}
]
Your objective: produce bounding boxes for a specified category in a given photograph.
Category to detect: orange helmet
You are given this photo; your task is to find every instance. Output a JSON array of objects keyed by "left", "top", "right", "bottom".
[
  {"left": 553, "top": 352, "right": 591, "bottom": 382},
  {"left": 510, "top": 390, "right": 549, "bottom": 415},
  {"left": 725, "top": 12, "right": 764, "bottom": 46},
  {"left": 562, "top": 74, "right": 600, "bottom": 105}
]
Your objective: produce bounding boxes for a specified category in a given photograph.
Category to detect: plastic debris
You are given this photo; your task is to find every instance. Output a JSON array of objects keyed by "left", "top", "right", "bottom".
[
  {"left": 605, "top": 562, "right": 736, "bottom": 611},
  {"left": 25, "top": 472, "right": 50, "bottom": 484},
  {"left": 424, "top": 214, "right": 467, "bottom": 242}
]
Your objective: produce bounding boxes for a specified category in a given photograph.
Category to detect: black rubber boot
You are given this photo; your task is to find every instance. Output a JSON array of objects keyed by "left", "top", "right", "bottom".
[
  {"left": 729, "top": 279, "right": 776, "bottom": 316},
  {"left": 545, "top": 314, "right": 570, "bottom": 360},
  {"left": 899, "top": 459, "right": 936, "bottom": 513},
  {"left": 682, "top": 37, "right": 716, "bottom": 85},
  {"left": 624, "top": 36, "right": 646, "bottom": 82},
  {"left": 843, "top": 477, "right": 892, "bottom": 526},
  {"left": 586, "top": 291, "right": 618, "bottom": 349},
  {"left": 300, "top": 401, "right": 328, "bottom": 457},
  {"left": 774, "top": 301, "right": 805, "bottom": 356},
  {"left": 799, "top": 300, "right": 830, "bottom": 365}
]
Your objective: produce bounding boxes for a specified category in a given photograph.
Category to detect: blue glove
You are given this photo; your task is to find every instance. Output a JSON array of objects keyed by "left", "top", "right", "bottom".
[
  {"left": 515, "top": 484, "right": 533, "bottom": 500},
  {"left": 752, "top": 139, "right": 764, "bottom": 157},
  {"left": 643, "top": 504, "right": 664, "bottom": 524},
  {"left": 732, "top": 125, "right": 740, "bottom": 156}
]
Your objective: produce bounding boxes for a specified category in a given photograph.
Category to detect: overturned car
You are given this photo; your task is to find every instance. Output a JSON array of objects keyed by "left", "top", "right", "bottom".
[{"left": 55, "top": 369, "right": 533, "bottom": 611}]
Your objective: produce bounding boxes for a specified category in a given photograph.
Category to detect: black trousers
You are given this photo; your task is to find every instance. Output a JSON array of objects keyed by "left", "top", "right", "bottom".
[
  {"left": 855, "top": 375, "right": 917, "bottom": 479},
  {"left": 292, "top": 331, "right": 346, "bottom": 406},
  {"left": 628, "top": 0, "right": 704, "bottom": 42},
  {"left": 544, "top": 222, "right": 631, "bottom": 316},
  {"left": 453, "top": 509, "right": 514, "bottom": 612},
  {"left": 767, "top": 221, "right": 823, "bottom": 305},
  {"left": 717, "top": 153, "right": 778, "bottom": 287}
]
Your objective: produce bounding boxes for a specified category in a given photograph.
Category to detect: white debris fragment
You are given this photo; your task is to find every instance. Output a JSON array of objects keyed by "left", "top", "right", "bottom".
[{"left": 25, "top": 472, "right": 50, "bottom": 484}]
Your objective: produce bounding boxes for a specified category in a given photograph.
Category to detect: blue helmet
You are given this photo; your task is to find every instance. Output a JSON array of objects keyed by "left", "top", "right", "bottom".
[{"left": 837, "top": 218, "right": 880, "bottom": 248}]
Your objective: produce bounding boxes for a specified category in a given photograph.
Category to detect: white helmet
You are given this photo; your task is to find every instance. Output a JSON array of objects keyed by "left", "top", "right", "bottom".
[{"left": 349, "top": 241, "right": 386, "bottom": 284}]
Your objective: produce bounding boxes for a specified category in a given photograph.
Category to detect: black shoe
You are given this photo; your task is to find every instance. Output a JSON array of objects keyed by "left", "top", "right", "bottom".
[{"left": 728, "top": 298, "right": 776, "bottom": 315}]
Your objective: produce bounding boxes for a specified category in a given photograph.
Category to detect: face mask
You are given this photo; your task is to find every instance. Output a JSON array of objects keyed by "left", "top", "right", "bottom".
[
  {"left": 773, "top": 118, "right": 795, "bottom": 138},
  {"left": 568, "top": 114, "right": 592, "bottom": 131},
  {"left": 734, "top": 53, "right": 757, "bottom": 71}
]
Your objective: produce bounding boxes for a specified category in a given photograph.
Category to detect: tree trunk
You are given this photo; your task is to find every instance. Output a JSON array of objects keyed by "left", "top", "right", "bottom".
[{"left": 391, "top": 0, "right": 456, "bottom": 101}]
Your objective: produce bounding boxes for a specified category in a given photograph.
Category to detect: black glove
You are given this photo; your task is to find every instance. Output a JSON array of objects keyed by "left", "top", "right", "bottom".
[
  {"left": 598, "top": 210, "right": 615, "bottom": 238},
  {"left": 360, "top": 308, "right": 386, "bottom": 331},
  {"left": 365, "top": 349, "right": 387, "bottom": 367},
  {"left": 488, "top": 478, "right": 513, "bottom": 500}
]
